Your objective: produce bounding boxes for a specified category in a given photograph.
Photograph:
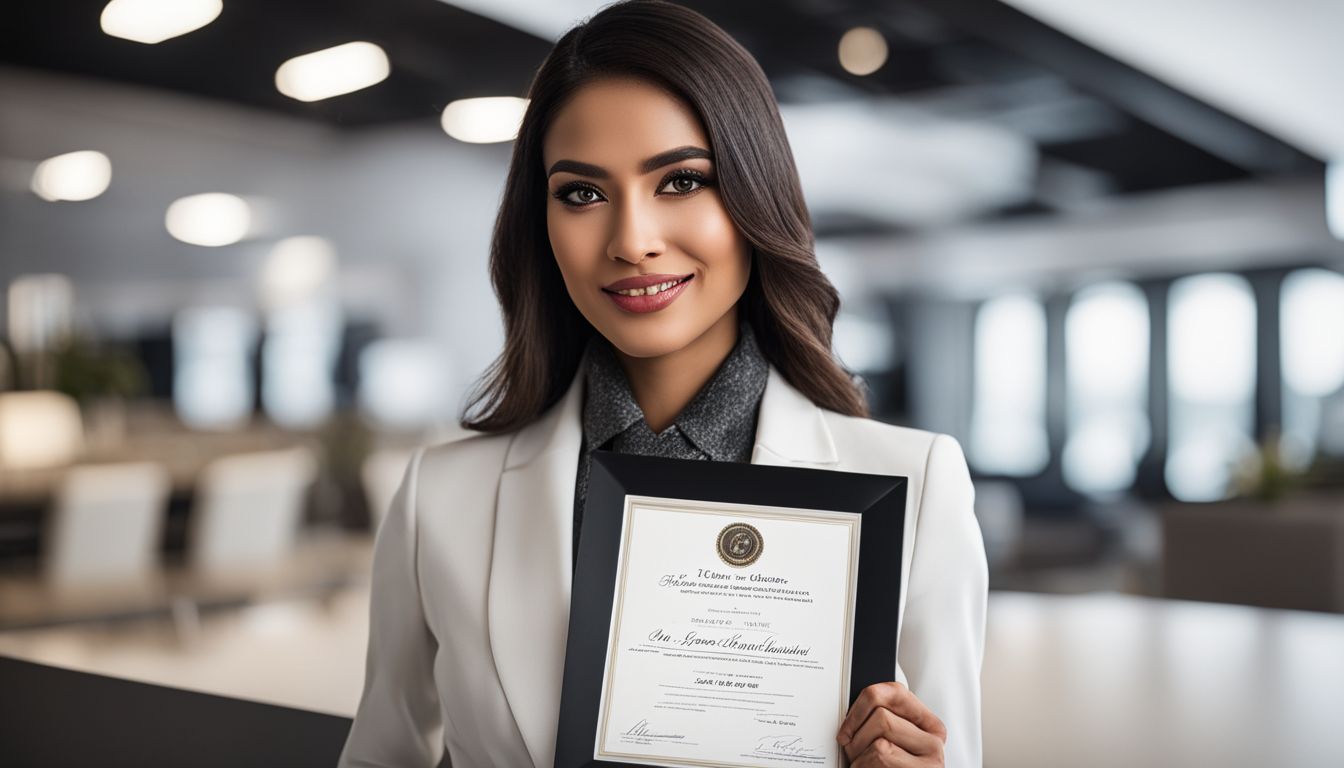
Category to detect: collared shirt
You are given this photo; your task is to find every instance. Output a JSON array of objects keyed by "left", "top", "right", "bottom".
[{"left": 572, "top": 323, "right": 769, "bottom": 566}]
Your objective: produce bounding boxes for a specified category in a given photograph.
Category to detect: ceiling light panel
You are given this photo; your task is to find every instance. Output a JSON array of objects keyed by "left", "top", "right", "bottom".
[
  {"left": 275, "top": 42, "right": 391, "bottom": 103},
  {"left": 30, "top": 150, "right": 112, "bottom": 202},
  {"left": 441, "top": 97, "right": 529, "bottom": 143},
  {"left": 165, "top": 193, "right": 251, "bottom": 246},
  {"left": 100, "top": 0, "right": 222, "bottom": 44}
]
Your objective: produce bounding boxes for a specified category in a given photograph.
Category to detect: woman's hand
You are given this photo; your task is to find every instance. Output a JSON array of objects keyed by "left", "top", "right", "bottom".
[{"left": 836, "top": 681, "right": 947, "bottom": 767}]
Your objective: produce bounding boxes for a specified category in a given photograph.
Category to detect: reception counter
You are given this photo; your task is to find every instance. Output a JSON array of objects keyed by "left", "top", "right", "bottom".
[{"left": 0, "top": 655, "right": 351, "bottom": 767}]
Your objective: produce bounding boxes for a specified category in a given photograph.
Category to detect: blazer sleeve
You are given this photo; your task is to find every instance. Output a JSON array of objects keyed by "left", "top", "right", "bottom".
[
  {"left": 339, "top": 447, "right": 447, "bottom": 768},
  {"left": 898, "top": 433, "right": 989, "bottom": 768}
]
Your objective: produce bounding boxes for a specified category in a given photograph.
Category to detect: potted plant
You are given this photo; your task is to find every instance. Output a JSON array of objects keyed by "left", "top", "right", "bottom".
[{"left": 50, "top": 336, "right": 147, "bottom": 450}]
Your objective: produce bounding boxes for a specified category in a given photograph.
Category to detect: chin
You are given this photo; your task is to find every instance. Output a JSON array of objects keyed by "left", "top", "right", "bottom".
[{"left": 595, "top": 313, "right": 708, "bottom": 360}]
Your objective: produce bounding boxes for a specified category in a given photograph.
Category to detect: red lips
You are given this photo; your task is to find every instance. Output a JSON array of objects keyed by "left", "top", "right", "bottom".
[{"left": 602, "top": 273, "right": 693, "bottom": 292}]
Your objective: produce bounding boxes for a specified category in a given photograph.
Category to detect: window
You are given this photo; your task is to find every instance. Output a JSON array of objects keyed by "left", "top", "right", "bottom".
[
  {"left": 257, "top": 236, "right": 341, "bottom": 429},
  {"left": 6, "top": 274, "right": 73, "bottom": 354},
  {"left": 173, "top": 306, "right": 255, "bottom": 429},
  {"left": 1063, "top": 282, "right": 1150, "bottom": 497},
  {"left": 833, "top": 302, "right": 896, "bottom": 374},
  {"left": 1166, "top": 274, "right": 1256, "bottom": 501},
  {"left": 358, "top": 339, "right": 449, "bottom": 430},
  {"left": 1281, "top": 268, "right": 1344, "bottom": 464},
  {"left": 260, "top": 300, "right": 341, "bottom": 429},
  {"left": 970, "top": 295, "right": 1048, "bottom": 475}
]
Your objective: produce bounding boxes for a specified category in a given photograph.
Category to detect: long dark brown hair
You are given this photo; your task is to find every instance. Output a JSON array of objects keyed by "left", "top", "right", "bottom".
[{"left": 461, "top": 0, "right": 868, "bottom": 432}]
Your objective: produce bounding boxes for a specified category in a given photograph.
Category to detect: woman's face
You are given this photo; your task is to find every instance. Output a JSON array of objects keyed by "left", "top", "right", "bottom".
[{"left": 543, "top": 77, "right": 751, "bottom": 360}]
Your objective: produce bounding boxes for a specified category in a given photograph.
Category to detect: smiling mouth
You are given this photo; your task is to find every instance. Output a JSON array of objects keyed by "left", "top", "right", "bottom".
[{"left": 602, "top": 274, "right": 694, "bottom": 297}]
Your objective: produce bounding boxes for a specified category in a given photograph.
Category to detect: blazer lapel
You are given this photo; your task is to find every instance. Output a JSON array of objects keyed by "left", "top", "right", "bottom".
[
  {"left": 488, "top": 365, "right": 585, "bottom": 768},
  {"left": 752, "top": 365, "right": 840, "bottom": 468}
]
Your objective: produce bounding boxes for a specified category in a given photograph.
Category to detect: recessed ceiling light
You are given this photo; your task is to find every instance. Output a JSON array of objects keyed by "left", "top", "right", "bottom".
[
  {"left": 838, "top": 27, "right": 888, "bottom": 76},
  {"left": 165, "top": 193, "right": 251, "bottom": 247},
  {"left": 100, "top": 0, "right": 222, "bottom": 44},
  {"left": 441, "top": 97, "right": 529, "bottom": 143},
  {"left": 30, "top": 150, "right": 112, "bottom": 202},
  {"left": 275, "top": 42, "right": 391, "bottom": 103}
]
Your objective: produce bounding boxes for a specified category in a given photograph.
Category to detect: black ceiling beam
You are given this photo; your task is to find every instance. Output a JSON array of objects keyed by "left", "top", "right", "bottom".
[{"left": 899, "top": 0, "right": 1322, "bottom": 175}]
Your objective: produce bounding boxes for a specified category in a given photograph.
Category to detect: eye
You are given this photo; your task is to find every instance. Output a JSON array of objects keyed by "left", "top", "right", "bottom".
[
  {"left": 567, "top": 187, "right": 600, "bottom": 205},
  {"left": 553, "top": 183, "right": 605, "bottom": 207},
  {"left": 657, "top": 169, "right": 711, "bottom": 196}
]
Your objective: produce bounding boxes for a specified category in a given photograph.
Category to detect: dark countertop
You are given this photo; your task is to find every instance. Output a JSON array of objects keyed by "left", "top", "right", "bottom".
[{"left": 0, "top": 655, "right": 352, "bottom": 767}]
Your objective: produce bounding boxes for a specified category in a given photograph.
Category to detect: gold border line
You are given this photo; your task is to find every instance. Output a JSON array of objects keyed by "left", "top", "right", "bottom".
[{"left": 594, "top": 495, "right": 861, "bottom": 768}]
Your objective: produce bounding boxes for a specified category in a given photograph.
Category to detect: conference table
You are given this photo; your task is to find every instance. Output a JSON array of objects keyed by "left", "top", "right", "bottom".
[
  {"left": 0, "top": 416, "right": 316, "bottom": 507},
  {"left": 1, "top": 589, "right": 1341, "bottom": 768}
]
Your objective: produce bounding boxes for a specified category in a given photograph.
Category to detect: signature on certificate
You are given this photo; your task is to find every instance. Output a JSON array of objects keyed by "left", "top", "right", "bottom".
[
  {"left": 623, "top": 719, "right": 687, "bottom": 741},
  {"left": 754, "top": 734, "right": 817, "bottom": 756}
]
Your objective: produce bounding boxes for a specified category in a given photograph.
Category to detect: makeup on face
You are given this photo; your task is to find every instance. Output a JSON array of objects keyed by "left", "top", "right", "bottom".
[
  {"left": 542, "top": 77, "right": 751, "bottom": 361},
  {"left": 547, "top": 148, "right": 716, "bottom": 212},
  {"left": 602, "top": 273, "right": 695, "bottom": 314}
]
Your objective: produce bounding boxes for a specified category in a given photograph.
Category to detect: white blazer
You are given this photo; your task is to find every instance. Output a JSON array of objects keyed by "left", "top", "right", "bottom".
[{"left": 340, "top": 363, "right": 988, "bottom": 768}]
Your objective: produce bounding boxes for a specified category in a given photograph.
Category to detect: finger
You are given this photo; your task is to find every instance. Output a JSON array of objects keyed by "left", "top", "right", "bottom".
[
  {"left": 843, "top": 706, "right": 945, "bottom": 763},
  {"left": 838, "top": 683, "right": 947, "bottom": 747},
  {"left": 850, "top": 737, "right": 918, "bottom": 768}
]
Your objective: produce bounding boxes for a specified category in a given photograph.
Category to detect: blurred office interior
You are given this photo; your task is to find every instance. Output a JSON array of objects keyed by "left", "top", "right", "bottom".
[{"left": 1, "top": 1, "right": 1342, "bottom": 766}]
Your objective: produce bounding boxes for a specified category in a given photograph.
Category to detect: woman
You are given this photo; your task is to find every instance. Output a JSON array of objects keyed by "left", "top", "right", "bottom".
[{"left": 340, "top": 2, "right": 987, "bottom": 767}]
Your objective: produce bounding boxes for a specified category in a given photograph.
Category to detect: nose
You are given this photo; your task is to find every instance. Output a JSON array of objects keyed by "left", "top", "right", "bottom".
[{"left": 605, "top": 195, "right": 665, "bottom": 264}]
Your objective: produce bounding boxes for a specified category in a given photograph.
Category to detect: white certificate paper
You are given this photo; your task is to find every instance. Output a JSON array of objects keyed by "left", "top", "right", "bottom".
[{"left": 594, "top": 495, "right": 861, "bottom": 768}]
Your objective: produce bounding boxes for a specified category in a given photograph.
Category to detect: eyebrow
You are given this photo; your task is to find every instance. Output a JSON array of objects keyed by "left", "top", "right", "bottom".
[{"left": 546, "top": 145, "right": 712, "bottom": 178}]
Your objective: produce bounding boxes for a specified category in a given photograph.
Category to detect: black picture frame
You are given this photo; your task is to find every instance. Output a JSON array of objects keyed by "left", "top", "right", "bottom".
[{"left": 555, "top": 451, "right": 908, "bottom": 768}]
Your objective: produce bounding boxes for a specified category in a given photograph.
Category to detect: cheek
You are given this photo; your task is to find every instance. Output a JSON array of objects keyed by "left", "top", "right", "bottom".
[
  {"left": 547, "top": 208, "right": 601, "bottom": 287},
  {"left": 674, "top": 202, "right": 751, "bottom": 287}
]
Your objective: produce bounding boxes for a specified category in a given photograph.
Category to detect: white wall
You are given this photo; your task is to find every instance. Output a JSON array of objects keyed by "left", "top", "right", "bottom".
[
  {"left": 5, "top": 65, "right": 1342, "bottom": 425},
  {"left": 824, "top": 177, "right": 1344, "bottom": 303},
  {"left": 0, "top": 66, "right": 509, "bottom": 416}
]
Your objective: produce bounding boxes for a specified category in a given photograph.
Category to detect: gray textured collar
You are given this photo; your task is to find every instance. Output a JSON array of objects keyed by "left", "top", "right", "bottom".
[{"left": 581, "top": 322, "right": 769, "bottom": 461}]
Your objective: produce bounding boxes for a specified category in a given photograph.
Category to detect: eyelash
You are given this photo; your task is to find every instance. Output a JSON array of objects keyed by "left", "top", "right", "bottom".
[{"left": 551, "top": 169, "right": 713, "bottom": 208}]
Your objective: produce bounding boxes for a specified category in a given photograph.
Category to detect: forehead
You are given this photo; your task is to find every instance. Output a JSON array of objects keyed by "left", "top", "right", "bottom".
[{"left": 542, "top": 78, "right": 709, "bottom": 169}]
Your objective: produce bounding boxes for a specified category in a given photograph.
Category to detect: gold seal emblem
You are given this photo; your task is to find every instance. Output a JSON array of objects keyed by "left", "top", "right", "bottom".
[{"left": 716, "top": 522, "right": 764, "bottom": 567}]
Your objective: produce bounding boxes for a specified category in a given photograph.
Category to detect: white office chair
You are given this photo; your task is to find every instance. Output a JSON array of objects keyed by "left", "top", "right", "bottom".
[
  {"left": 44, "top": 461, "right": 171, "bottom": 591},
  {"left": 186, "top": 447, "right": 318, "bottom": 577}
]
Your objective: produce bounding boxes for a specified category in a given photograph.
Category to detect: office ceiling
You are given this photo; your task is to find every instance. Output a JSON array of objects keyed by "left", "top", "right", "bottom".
[
  {"left": 1000, "top": 0, "right": 1344, "bottom": 161},
  {"left": 2, "top": 0, "right": 1322, "bottom": 232},
  {"left": 3, "top": 0, "right": 553, "bottom": 125}
]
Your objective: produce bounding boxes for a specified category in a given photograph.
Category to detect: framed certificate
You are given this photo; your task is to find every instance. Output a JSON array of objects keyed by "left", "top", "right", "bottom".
[{"left": 556, "top": 452, "right": 907, "bottom": 768}]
